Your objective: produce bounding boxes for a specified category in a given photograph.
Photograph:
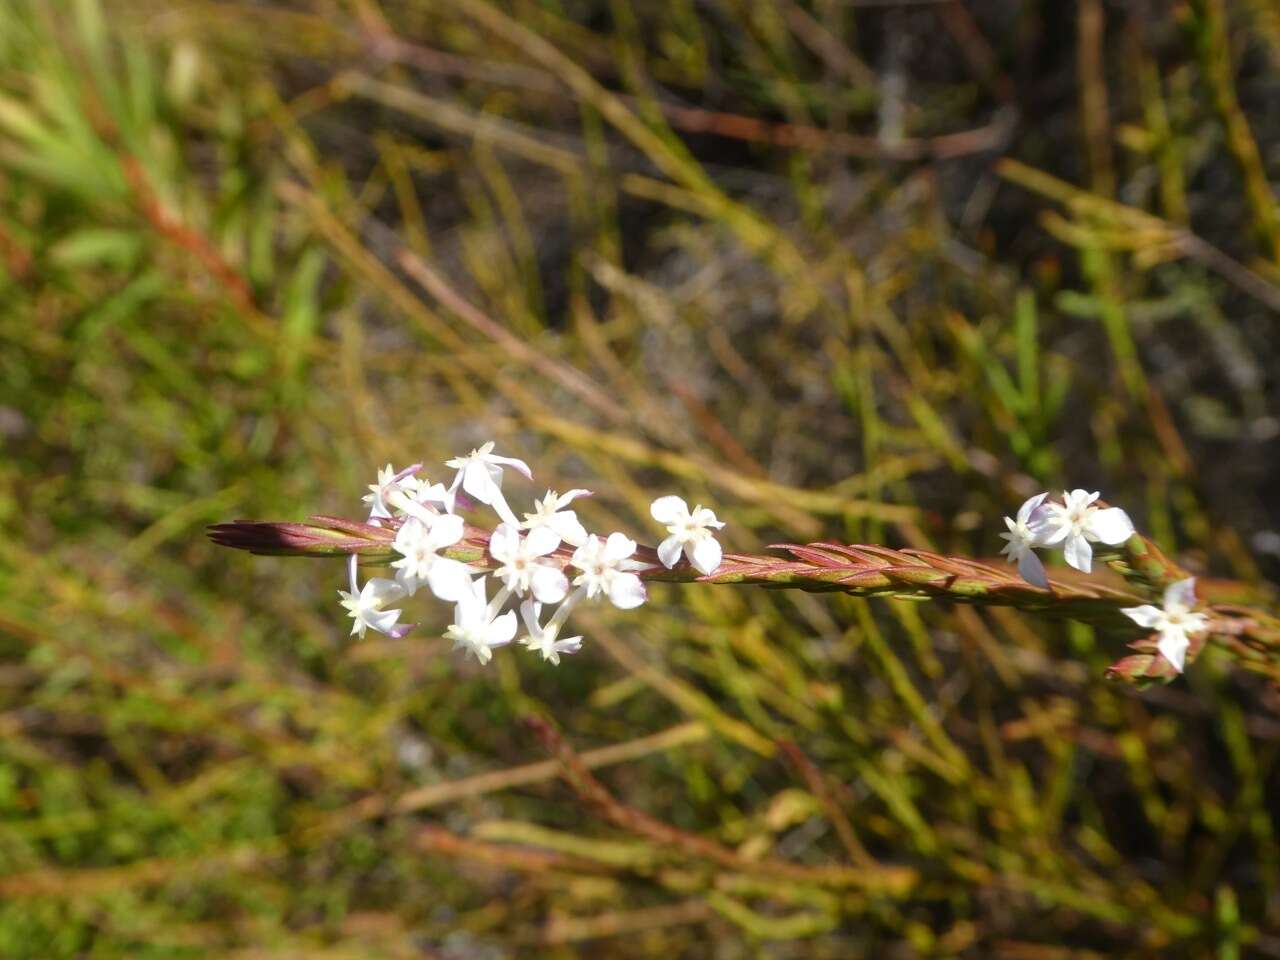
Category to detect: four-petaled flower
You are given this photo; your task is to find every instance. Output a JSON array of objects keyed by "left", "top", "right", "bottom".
[
  {"left": 650, "top": 495, "right": 726, "bottom": 575},
  {"left": 999, "top": 493, "right": 1051, "bottom": 588},
  {"left": 1037, "top": 489, "right": 1135, "bottom": 573},
  {"left": 1122, "top": 578, "right": 1209, "bottom": 673},
  {"left": 518, "top": 598, "right": 582, "bottom": 665},
  {"left": 391, "top": 514, "right": 473, "bottom": 601},
  {"left": 444, "top": 576, "right": 517, "bottom": 665},
  {"left": 522, "top": 489, "right": 591, "bottom": 547},
  {"left": 444, "top": 442, "right": 532, "bottom": 525},
  {"left": 488, "top": 523, "right": 569, "bottom": 603},
  {"left": 339, "top": 576, "right": 407, "bottom": 639},
  {"left": 570, "top": 533, "right": 648, "bottom": 609}
]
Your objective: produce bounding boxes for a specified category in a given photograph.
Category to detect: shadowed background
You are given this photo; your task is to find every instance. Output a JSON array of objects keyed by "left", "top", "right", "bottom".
[{"left": 2, "top": 0, "right": 1280, "bottom": 955}]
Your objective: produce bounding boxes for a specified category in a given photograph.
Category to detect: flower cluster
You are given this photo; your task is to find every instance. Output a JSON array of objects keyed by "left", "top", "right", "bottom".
[
  {"left": 999, "top": 489, "right": 1210, "bottom": 673},
  {"left": 999, "top": 489, "right": 1135, "bottom": 586},
  {"left": 339, "top": 443, "right": 726, "bottom": 666}
]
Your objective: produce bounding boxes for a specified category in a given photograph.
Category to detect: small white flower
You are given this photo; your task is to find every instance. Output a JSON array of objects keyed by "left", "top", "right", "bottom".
[
  {"left": 444, "top": 441, "right": 532, "bottom": 525},
  {"left": 650, "top": 495, "right": 726, "bottom": 575},
  {"left": 522, "top": 489, "right": 591, "bottom": 547},
  {"left": 390, "top": 514, "right": 473, "bottom": 601},
  {"left": 363, "top": 463, "right": 421, "bottom": 523},
  {"left": 570, "top": 532, "right": 648, "bottom": 609},
  {"left": 1122, "top": 578, "right": 1210, "bottom": 673},
  {"left": 518, "top": 598, "right": 582, "bottom": 666},
  {"left": 338, "top": 576, "right": 407, "bottom": 639},
  {"left": 444, "top": 576, "right": 517, "bottom": 665},
  {"left": 395, "top": 474, "right": 451, "bottom": 520},
  {"left": 488, "top": 523, "right": 569, "bottom": 603},
  {"left": 999, "top": 492, "right": 1052, "bottom": 587},
  {"left": 1037, "top": 489, "right": 1135, "bottom": 574}
]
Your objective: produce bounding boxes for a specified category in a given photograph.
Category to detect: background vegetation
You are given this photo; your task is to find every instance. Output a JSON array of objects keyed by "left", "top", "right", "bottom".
[{"left": 2, "top": 0, "right": 1279, "bottom": 955}]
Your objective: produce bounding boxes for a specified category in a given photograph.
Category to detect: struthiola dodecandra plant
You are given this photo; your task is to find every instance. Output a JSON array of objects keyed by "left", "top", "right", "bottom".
[{"left": 208, "top": 443, "right": 1280, "bottom": 686}]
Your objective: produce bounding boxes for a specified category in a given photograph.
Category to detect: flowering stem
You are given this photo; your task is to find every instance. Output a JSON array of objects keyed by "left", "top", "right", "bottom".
[{"left": 207, "top": 516, "right": 1280, "bottom": 682}]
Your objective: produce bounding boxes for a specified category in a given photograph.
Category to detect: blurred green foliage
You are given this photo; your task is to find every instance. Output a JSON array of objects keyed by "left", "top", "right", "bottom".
[{"left": 2, "top": 0, "right": 1280, "bottom": 955}]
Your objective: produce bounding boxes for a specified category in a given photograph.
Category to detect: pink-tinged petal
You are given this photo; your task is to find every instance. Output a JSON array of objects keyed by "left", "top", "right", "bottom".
[
  {"left": 1063, "top": 534, "right": 1092, "bottom": 573},
  {"left": 1036, "top": 517, "right": 1070, "bottom": 546},
  {"left": 558, "top": 489, "right": 592, "bottom": 506},
  {"left": 487, "top": 523, "right": 520, "bottom": 562},
  {"left": 1163, "top": 577, "right": 1197, "bottom": 613},
  {"left": 1015, "top": 492, "right": 1048, "bottom": 525},
  {"left": 650, "top": 495, "right": 687, "bottom": 524},
  {"left": 1085, "top": 507, "right": 1134, "bottom": 545},
  {"left": 427, "top": 559, "right": 475, "bottom": 603},
  {"left": 603, "top": 532, "right": 637, "bottom": 563},
  {"left": 1017, "top": 550, "right": 1049, "bottom": 588},
  {"left": 462, "top": 461, "right": 500, "bottom": 503},
  {"left": 1121, "top": 604, "right": 1162, "bottom": 628},
  {"left": 525, "top": 525, "right": 562, "bottom": 557},
  {"left": 657, "top": 535, "right": 684, "bottom": 569},
  {"left": 488, "top": 454, "right": 533, "bottom": 480},
  {"left": 530, "top": 565, "right": 569, "bottom": 604},
  {"left": 689, "top": 537, "right": 723, "bottom": 576},
  {"left": 553, "top": 637, "right": 582, "bottom": 656},
  {"left": 608, "top": 573, "right": 647, "bottom": 610},
  {"left": 490, "top": 610, "right": 518, "bottom": 646},
  {"left": 1158, "top": 628, "right": 1188, "bottom": 673},
  {"left": 428, "top": 512, "right": 465, "bottom": 548},
  {"left": 367, "top": 606, "right": 403, "bottom": 635}
]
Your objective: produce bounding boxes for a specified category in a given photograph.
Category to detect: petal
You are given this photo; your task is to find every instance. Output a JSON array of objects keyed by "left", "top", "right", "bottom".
[
  {"left": 1036, "top": 516, "right": 1069, "bottom": 546},
  {"left": 427, "top": 558, "right": 475, "bottom": 603},
  {"left": 366, "top": 578, "right": 406, "bottom": 605},
  {"left": 428, "top": 512, "right": 465, "bottom": 548},
  {"left": 1017, "top": 550, "right": 1049, "bottom": 588},
  {"left": 393, "top": 517, "right": 427, "bottom": 553},
  {"left": 607, "top": 572, "right": 647, "bottom": 610},
  {"left": 1158, "top": 628, "right": 1188, "bottom": 673},
  {"left": 487, "top": 523, "right": 519, "bottom": 562},
  {"left": 1016, "top": 492, "right": 1049, "bottom": 525},
  {"left": 603, "top": 532, "right": 637, "bottom": 564},
  {"left": 1085, "top": 507, "right": 1134, "bottom": 545},
  {"left": 556, "top": 489, "right": 592, "bottom": 507},
  {"left": 1121, "top": 604, "right": 1162, "bottom": 629},
  {"left": 650, "top": 495, "right": 688, "bottom": 524},
  {"left": 1163, "top": 577, "right": 1197, "bottom": 613},
  {"left": 1062, "top": 534, "right": 1092, "bottom": 573},
  {"left": 488, "top": 454, "right": 533, "bottom": 480},
  {"left": 530, "top": 565, "right": 569, "bottom": 604},
  {"left": 549, "top": 512, "right": 589, "bottom": 547},
  {"left": 367, "top": 606, "right": 403, "bottom": 635},
  {"left": 691, "top": 506, "right": 722, "bottom": 529},
  {"left": 488, "top": 610, "right": 518, "bottom": 646},
  {"left": 657, "top": 535, "right": 684, "bottom": 569},
  {"left": 553, "top": 636, "right": 582, "bottom": 656},
  {"left": 461, "top": 461, "right": 499, "bottom": 503},
  {"left": 524, "top": 525, "right": 562, "bottom": 557},
  {"left": 689, "top": 536, "right": 723, "bottom": 575}
]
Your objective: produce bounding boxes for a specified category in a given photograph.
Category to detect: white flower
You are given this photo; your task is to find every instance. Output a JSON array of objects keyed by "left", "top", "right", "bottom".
[
  {"left": 522, "top": 489, "right": 591, "bottom": 547},
  {"left": 570, "top": 533, "right": 647, "bottom": 609},
  {"left": 650, "top": 495, "right": 726, "bottom": 575},
  {"left": 518, "top": 598, "right": 582, "bottom": 666},
  {"left": 338, "top": 576, "right": 407, "bottom": 639},
  {"left": 999, "top": 492, "right": 1052, "bottom": 587},
  {"left": 1122, "top": 577, "right": 1209, "bottom": 673},
  {"left": 444, "top": 441, "right": 532, "bottom": 525},
  {"left": 396, "top": 475, "right": 451, "bottom": 519},
  {"left": 488, "top": 523, "right": 569, "bottom": 603},
  {"left": 363, "top": 463, "right": 421, "bottom": 522},
  {"left": 444, "top": 576, "right": 517, "bottom": 665},
  {"left": 390, "top": 514, "right": 474, "bottom": 601},
  {"left": 1037, "top": 489, "right": 1135, "bottom": 574}
]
